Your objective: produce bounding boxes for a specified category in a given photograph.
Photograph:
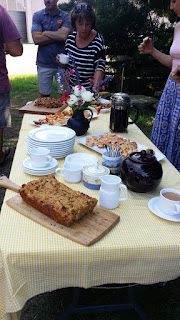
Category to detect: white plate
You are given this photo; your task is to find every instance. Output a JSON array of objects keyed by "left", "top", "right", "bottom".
[
  {"left": 28, "top": 137, "right": 75, "bottom": 145},
  {"left": 148, "top": 196, "right": 180, "bottom": 222},
  {"left": 65, "top": 153, "right": 98, "bottom": 167},
  {"left": 22, "top": 167, "right": 57, "bottom": 176},
  {"left": 23, "top": 157, "right": 58, "bottom": 171},
  {"left": 29, "top": 117, "right": 46, "bottom": 126},
  {"left": 100, "top": 108, "right": 111, "bottom": 113},
  {"left": 26, "top": 146, "right": 74, "bottom": 159},
  {"left": 98, "top": 98, "right": 111, "bottom": 104},
  {"left": 27, "top": 138, "right": 75, "bottom": 149},
  {"left": 77, "top": 133, "right": 165, "bottom": 161},
  {"left": 29, "top": 126, "right": 76, "bottom": 142},
  {"left": 98, "top": 98, "right": 111, "bottom": 113}
]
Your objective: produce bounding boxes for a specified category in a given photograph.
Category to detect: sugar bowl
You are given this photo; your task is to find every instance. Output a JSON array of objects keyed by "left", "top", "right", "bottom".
[{"left": 83, "top": 164, "right": 110, "bottom": 190}]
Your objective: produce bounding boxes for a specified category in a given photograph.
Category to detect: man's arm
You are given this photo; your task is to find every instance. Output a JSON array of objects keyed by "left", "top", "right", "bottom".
[
  {"left": 5, "top": 39, "right": 23, "bottom": 57},
  {"left": 43, "top": 27, "right": 70, "bottom": 42},
  {"left": 32, "top": 31, "right": 54, "bottom": 45}
]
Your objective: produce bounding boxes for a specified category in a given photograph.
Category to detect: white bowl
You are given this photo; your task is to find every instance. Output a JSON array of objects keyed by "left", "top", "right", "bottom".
[{"left": 65, "top": 153, "right": 98, "bottom": 168}]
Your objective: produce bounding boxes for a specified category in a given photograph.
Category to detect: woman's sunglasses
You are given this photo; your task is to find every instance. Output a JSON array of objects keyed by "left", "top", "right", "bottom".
[{"left": 75, "top": 4, "right": 92, "bottom": 11}]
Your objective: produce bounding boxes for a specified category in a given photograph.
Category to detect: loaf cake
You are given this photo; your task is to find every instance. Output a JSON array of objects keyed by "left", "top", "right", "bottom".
[{"left": 19, "top": 175, "right": 97, "bottom": 227}]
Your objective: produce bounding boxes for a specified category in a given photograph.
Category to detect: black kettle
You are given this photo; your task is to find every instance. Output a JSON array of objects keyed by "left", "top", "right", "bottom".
[{"left": 110, "top": 93, "right": 139, "bottom": 133}]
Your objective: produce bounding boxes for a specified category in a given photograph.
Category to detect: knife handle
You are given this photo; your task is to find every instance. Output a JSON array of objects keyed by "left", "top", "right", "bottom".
[{"left": 0, "top": 176, "right": 20, "bottom": 193}]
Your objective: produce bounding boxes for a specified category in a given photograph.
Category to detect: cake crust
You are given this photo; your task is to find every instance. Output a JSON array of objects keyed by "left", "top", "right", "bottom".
[{"left": 19, "top": 175, "right": 97, "bottom": 227}]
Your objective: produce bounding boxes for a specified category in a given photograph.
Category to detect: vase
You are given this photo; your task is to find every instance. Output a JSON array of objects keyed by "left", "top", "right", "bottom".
[{"left": 67, "top": 108, "right": 93, "bottom": 136}]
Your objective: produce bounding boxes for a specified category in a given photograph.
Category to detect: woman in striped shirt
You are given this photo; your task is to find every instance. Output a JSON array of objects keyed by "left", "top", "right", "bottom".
[{"left": 58, "top": 3, "right": 106, "bottom": 92}]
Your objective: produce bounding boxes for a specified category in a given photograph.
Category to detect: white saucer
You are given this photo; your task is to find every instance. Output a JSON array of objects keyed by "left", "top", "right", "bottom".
[
  {"left": 100, "top": 108, "right": 111, "bottom": 113},
  {"left": 148, "top": 196, "right": 180, "bottom": 222},
  {"left": 22, "top": 167, "right": 57, "bottom": 176},
  {"left": 23, "top": 157, "right": 58, "bottom": 171}
]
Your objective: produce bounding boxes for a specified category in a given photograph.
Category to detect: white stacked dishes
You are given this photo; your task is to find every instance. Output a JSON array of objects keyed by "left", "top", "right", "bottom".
[
  {"left": 27, "top": 125, "right": 76, "bottom": 158},
  {"left": 22, "top": 157, "right": 58, "bottom": 176}
]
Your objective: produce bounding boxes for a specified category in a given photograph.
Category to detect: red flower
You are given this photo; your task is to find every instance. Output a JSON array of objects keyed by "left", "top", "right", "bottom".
[
  {"left": 78, "top": 100, "right": 84, "bottom": 106},
  {"left": 68, "top": 69, "right": 75, "bottom": 77},
  {"left": 77, "top": 85, "right": 82, "bottom": 91},
  {"left": 89, "top": 78, "right": 95, "bottom": 84},
  {"left": 60, "top": 92, "right": 70, "bottom": 102}
]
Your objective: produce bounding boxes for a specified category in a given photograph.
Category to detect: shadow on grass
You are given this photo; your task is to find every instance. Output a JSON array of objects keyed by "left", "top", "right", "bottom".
[{"left": 20, "top": 279, "right": 180, "bottom": 320}]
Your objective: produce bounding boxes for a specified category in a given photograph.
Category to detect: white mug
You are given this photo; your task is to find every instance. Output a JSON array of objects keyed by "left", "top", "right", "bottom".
[
  {"left": 55, "top": 163, "right": 83, "bottom": 183},
  {"left": 158, "top": 188, "right": 180, "bottom": 215},
  {"left": 99, "top": 175, "right": 128, "bottom": 209},
  {"left": 59, "top": 53, "right": 69, "bottom": 64},
  {"left": 30, "top": 147, "right": 52, "bottom": 168}
]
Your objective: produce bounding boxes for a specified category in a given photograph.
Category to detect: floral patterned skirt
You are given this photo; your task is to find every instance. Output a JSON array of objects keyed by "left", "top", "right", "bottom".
[{"left": 151, "top": 77, "right": 180, "bottom": 171}]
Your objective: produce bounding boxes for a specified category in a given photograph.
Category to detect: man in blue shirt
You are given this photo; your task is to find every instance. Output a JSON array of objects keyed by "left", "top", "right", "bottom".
[{"left": 31, "top": 0, "right": 71, "bottom": 97}]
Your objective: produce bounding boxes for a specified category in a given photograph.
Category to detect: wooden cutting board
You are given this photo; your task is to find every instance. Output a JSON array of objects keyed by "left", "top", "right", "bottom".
[
  {"left": 6, "top": 194, "right": 119, "bottom": 246},
  {"left": 18, "top": 100, "right": 67, "bottom": 115},
  {"left": 0, "top": 176, "right": 120, "bottom": 246}
]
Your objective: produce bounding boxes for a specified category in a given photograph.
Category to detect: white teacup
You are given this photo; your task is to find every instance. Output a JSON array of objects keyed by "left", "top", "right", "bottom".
[
  {"left": 99, "top": 175, "right": 128, "bottom": 209},
  {"left": 55, "top": 163, "right": 83, "bottom": 183},
  {"left": 158, "top": 188, "right": 180, "bottom": 215},
  {"left": 30, "top": 147, "right": 52, "bottom": 168},
  {"left": 59, "top": 53, "right": 69, "bottom": 64}
]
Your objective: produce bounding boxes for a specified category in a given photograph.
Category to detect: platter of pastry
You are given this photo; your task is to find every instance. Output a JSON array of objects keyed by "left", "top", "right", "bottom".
[
  {"left": 29, "top": 110, "right": 98, "bottom": 126},
  {"left": 77, "top": 132, "right": 165, "bottom": 161}
]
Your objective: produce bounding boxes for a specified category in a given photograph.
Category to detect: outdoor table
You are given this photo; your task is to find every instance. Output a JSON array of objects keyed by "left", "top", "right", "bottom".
[{"left": 0, "top": 112, "right": 180, "bottom": 320}]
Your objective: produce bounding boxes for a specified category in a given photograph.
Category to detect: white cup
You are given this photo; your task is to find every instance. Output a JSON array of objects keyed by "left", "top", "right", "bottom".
[
  {"left": 59, "top": 53, "right": 69, "bottom": 64},
  {"left": 55, "top": 163, "right": 83, "bottom": 183},
  {"left": 30, "top": 147, "right": 52, "bottom": 168},
  {"left": 99, "top": 175, "right": 128, "bottom": 209},
  {"left": 158, "top": 188, "right": 180, "bottom": 215}
]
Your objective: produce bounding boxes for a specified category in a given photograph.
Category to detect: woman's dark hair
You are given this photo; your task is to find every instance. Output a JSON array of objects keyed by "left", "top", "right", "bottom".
[{"left": 71, "top": 3, "right": 96, "bottom": 30}]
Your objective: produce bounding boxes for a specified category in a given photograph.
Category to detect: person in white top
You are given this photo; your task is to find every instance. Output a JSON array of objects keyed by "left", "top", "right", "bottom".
[{"left": 138, "top": 0, "right": 180, "bottom": 171}]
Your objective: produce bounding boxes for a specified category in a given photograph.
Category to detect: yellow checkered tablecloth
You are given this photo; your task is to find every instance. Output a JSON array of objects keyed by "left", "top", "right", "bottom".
[{"left": 0, "top": 113, "right": 180, "bottom": 320}]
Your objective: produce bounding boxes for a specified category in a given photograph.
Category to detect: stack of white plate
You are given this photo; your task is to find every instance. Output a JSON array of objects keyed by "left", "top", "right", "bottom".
[
  {"left": 22, "top": 157, "right": 58, "bottom": 176},
  {"left": 27, "top": 125, "right": 76, "bottom": 158}
]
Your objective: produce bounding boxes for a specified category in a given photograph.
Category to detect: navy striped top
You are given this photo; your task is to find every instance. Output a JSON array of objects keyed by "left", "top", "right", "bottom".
[{"left": 65, "top": 31, "right": 106, "bottom": 90}]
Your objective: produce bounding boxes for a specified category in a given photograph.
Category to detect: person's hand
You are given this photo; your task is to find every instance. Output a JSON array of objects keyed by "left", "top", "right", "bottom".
[
  {"left": 56, "top": 54, "right": 66, "bottom": 69},
  {"left": 170, "top": 65, "right": 180, "bottom": 84},
  {"left": 92, "top": 86, "right": 99, "bottom": 100},
  {"left": 3, "top": 43, "right": 9, "bottom": 55},
  {"left": 138, "top": 37, "right": 154, "bottom": 55},
  {"left": 56, "top": 54, "right": 60, "bottom": 65}
]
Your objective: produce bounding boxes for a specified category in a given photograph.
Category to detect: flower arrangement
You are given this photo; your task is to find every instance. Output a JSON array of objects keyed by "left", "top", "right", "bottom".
[
  {"left": 57, "top": 52, "right": 113, "bottom": 110},
  {"left": 65, "top": 85, "right": 94, "bottom": 111}
]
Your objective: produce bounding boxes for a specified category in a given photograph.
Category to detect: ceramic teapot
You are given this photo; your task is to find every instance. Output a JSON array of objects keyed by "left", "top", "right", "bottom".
[{"left": 120, "top": 149, "right": 163, "bottom": 193}]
